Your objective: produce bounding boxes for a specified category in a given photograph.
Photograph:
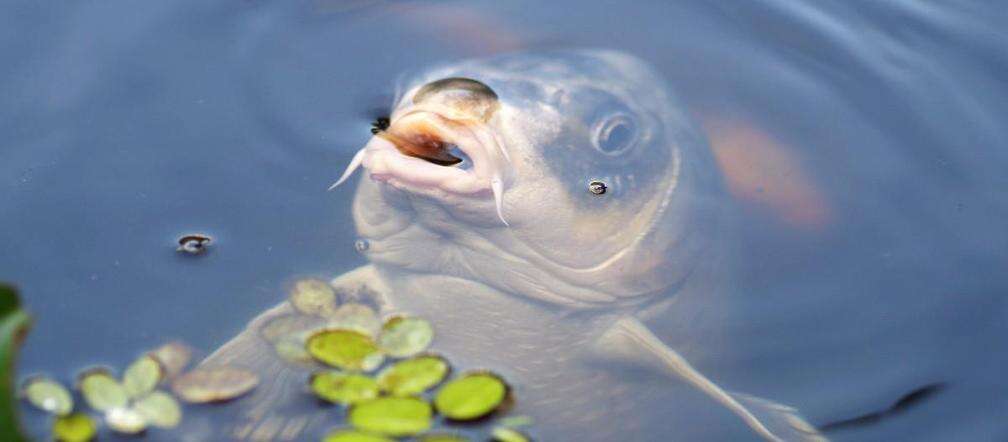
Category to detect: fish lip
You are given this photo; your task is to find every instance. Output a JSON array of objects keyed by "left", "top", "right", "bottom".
[{"left": 361, "top": 107, "right": 504, "bottom": 196}]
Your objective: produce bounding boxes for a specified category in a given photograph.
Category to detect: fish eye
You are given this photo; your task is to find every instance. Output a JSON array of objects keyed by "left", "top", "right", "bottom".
[{"left": 592, "top": 113, "right": 638, "bottom": 155}]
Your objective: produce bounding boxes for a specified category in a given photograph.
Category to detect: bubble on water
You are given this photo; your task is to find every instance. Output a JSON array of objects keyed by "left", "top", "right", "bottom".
[
  {"left": 354, "top": 239, "right": 370, "bottom": 253},
  {"left": 588, "top": 180, "right": 607, "bottom": 195},
  {"left": 177, "top": 234, "right": 212, "bottom": 255}
]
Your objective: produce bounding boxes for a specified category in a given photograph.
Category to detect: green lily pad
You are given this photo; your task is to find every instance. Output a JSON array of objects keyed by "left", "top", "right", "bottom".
[
  {"left": 310, "top": 371, "right": 380, "bottom": 405},
  {"left": 105, "top": 406, "right": 147, "bottom": 434},
  {"left": 378, "top": 317, "right": 433, "bottom": 358},
  {"left": 133, "top": 390, "right": 182, "bottom": 429},
  {"left": 433, "top": 372, "right": 509, "bottom": 421},
  {"left": 122, "top": 355, "right": 162, "bottom": 399},
  {"left": 419, "top": 433, "right": 470, "bottom": 442},
  {"left": 306, "top": 329, "right": 384, "bottom": 372},
  {"left": 171, "top": 366, "right": 259, "bottom": 403},
  {"left": 290, "top": 279, "right": 337, "bottom": 316},
  {"left": 21, "top": 376, "right": 73, "bottom": 416},
  {"left": 52, "top": 412, "right": 97, "bottom": 442},
  {"left": 148, "top": 341, "right": 192, "bottom": 381},
  {"left": 77, "top": 368, "right": 128, "bottom": 412},
  {"left": 491, "top": 427, "right": 530, "bottom": 442},
  {"left": 0, "top": 284, "right": 31, "bottom": 442},
  {"left": 376, "top": 355, "right": 449, "bottom": 396},
  {"left": 325, "top": 304, "right": 381, "bottom": 337},
  {"left": 348, "top": 396, "right": 432, "bottom": 437},
  {"left": 322, "top": 428, "right": 395, "bottom": 442}
]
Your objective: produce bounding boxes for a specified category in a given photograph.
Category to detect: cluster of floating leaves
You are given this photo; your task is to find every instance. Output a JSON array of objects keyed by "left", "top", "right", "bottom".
[
  {"left": 268, "top": 278, "right": 533, "bottom": 441},
  {"left": 20, "top": 340, "right": 259, "bottom": 440}
]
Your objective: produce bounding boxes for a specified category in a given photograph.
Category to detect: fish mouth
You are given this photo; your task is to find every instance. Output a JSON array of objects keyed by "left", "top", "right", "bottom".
[{"left": 331, "top": 106, "right": 512, "bottom": 224}]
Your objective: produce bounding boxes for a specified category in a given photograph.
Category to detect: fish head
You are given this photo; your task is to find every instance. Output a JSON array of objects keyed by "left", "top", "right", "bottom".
[{"left": 338, "top": 50, "right": 723, "bottom": 308}]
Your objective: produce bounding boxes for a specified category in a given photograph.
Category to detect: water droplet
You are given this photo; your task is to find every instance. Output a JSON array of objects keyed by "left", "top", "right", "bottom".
[
  {"left": 588, "top": 180, "right": 607, "bottom": 195},
  {"left": 355, "top": 239, "right": 370, "bottom": 253}
]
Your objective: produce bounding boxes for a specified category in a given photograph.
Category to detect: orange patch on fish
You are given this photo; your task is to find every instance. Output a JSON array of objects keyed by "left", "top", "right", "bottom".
[{"left": 703, "top": 118, "right": 832, "bottom": 230}]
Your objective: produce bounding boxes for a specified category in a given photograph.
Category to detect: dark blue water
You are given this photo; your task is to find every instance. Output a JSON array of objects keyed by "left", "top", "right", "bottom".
[{"left": 3, "top": 1, "right": 1007, "bottom": 440}]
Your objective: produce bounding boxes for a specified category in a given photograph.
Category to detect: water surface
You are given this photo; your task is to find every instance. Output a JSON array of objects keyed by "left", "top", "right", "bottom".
[{"left": 2, "top": 1, "right": 1007, "bottom": 440}]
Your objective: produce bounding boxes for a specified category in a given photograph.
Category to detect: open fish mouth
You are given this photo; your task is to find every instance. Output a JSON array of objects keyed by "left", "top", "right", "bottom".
[{"left": 330, "top": 100, "right": 512, "bottom": 225}]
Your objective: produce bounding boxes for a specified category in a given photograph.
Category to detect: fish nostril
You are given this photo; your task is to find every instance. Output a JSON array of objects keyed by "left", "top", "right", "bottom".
[{"left": 413, "top": 77, "right": 499, "bottom": 122}]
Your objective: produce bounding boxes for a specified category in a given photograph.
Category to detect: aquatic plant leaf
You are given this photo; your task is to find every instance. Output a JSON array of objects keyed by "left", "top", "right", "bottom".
[
  {"left": 122, "top": 355, "right": 162, "bottom": 399},
  {"left": 496, "top": 415, "right": 533, "bottom": 428},
  {"left": 148, "top": 341, "right": 192, "bottom": 381},
  {"left": 274, "top": 339, "right": 316, "bottom": 366},
  {"left": 378, "top": 317, "right": 434, "bottom": 358},
  {"left": 325, "top": 304, "right": 382, "bottom": 337},
  {"left": 310, "top": 371, "right": 380, "bottom": 405},
  {"left": 307, "top": 329, "right": 384, "bottom": 372},
  {"left": 260, "top": 314, "right": 326, "bottom": 343},
  {"left": 171, "top": 366, "right": 259, "bottom": 403},
  {"left": 290, "top": 279, "right": 337, "bottom": 316},
  {"left": 419, "top": 433, "right": 470, "bottom": 442},
  {"left": 348, "top": 396, "right": 432, "bottom": 437},
  {"left": 322, "top": 428, "right": 395, "bottom": 442},
  {"left": 78, "top": 368, "right": 129, "bottom": 412},
  {"left": 104, "top": 406, "right": 147, "bottom": 434},
  {"left": 0, "top": 284, "right": 31, "bottom": 442},
  {"left": 491, "top": 427, "right": 530, "bottom": 442},
  {"left": 434, "top": 372, "right": 509, "bottom": 421},
  {"left": 377, "top": 355, "right": 449, "bottom": 396},
  {"left": 21, "top": 376, "right": 73, "bottom": 416},
  {"left": 52, "top": 412, "right": 97, "bottom": 442},
  {"left": 133, "top": 390, "right": 182, "bottom": 429}
]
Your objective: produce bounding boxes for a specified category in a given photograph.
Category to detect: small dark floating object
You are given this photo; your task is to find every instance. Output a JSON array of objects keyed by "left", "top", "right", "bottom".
[
  {"left": 177, "top": 234, "right": 212, "bottom": 255},
  {"left": 588, "top": 180, "right": 607, "bottom": 195}
]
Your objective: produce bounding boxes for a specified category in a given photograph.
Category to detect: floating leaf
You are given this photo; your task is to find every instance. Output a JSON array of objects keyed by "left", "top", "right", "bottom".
[
  {"left": 325, "top": 304, "right": 381, "bottom": 337},
  {"left": 419, "top": 433, "right": 470, "bottom": 442},
  {"left": 310, "top": 371, "right": 380, "bottom": 405},
  {"left": 434, "top": 372, "right": 509, "bottom": 421},
  {"left": 52, "top": 413, "right": 97, "bottom": 442},
  {"left": 377, "top": 355, "right": 449, "bottom": 396},
  {"left": 496, "top": 415, "right": 533, "bottom": 428},
  {"left": 171, "top": 366, "right": 258, "bottom": 403},
  {"left": 148, "top": 341, "right": 192, "bottom": 381},
  {"left": 122, "top": 355, "right": 162, "bottom": 399},
  {"left": 260, "top": 314, "right": 326, "bottom": 343},
  {"left": 322, "top": 429, "right": 395, "bottom": 442},
  {"left": 306, "top": 329, "right": 384, "bottom": 372},
  {"left": 21, "top": 376, "right": 73, "bottom": 416},
  {"left": 491, "top": 427, "right": 530, "bottom": 442},
  {"left": 78, "top": 368, "right": 128, "bottom": 412},
  {"left": 348, "top": 396, "right": 432, "bottom": 437},
  {"left": 289, "top": 279, "right": 337, "bottom": 316},
  {"left": 378, "top": 317, "right": 433, "bottom": 358},
  {"left": 134, "top": 390, "right": 182, "bottom": 429},
  {"left": 274, "top": 339, "right": 316, "bottom": 366},
  {"left": 105, "top": 406, "right": 147, "bottom": 434}
]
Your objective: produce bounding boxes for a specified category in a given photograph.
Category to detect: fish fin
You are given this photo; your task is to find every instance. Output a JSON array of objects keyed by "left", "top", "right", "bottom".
[
  {"left": 197, "top": 302, "right": 328, "bottom": 441},
  {"left": 591, "top": 316, "right": 827, "bottom": 442}
]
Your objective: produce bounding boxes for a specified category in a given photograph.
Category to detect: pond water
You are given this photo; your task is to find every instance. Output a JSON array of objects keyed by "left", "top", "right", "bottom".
[{"left": 3, "top": 1, "right": 1007, "bottom": 441}]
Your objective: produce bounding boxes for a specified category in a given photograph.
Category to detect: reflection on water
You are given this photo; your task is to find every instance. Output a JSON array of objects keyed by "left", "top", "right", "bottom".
[{"left": 2, "top": 1, "right": 1007, "bottom": 440}]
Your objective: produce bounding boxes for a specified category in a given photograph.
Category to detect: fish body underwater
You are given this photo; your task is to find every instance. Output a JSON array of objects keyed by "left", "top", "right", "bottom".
[{"left": 199, "top": 50, "right": 824, "bottom": 441}]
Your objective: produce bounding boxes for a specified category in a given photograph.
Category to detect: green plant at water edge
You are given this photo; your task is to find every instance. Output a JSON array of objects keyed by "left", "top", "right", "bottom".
[{"left": 0, "top": 284, "right": 31, "bottom": 442}]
